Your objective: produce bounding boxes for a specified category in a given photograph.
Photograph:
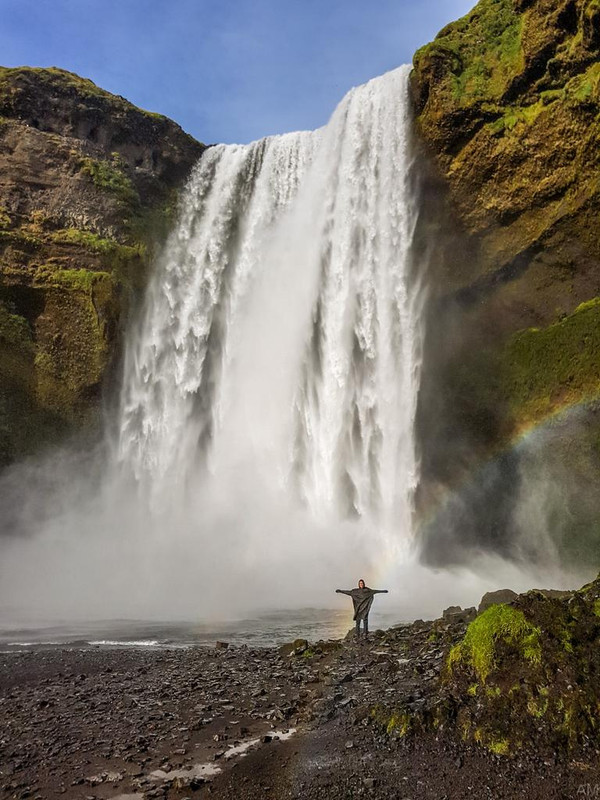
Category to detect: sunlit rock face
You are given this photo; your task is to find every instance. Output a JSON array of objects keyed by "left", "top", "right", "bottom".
[
  {"left": 0, "top": 67, "right": 204, "bottom": 464},
  {"left": 410, "top": 0, "right": 600, "bottom": 569}
]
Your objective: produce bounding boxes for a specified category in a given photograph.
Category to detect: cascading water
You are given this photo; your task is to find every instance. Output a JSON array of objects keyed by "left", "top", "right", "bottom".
[
  {"left": 118, "top": 65, "right": 423, "bottom": 557},
  {"left": 1, "top": 64, "right": 438, "bottom": 622}
]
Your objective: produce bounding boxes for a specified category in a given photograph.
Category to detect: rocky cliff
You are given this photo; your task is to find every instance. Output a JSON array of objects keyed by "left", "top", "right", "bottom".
[
  {"left": 411, "top": 0, "right": 600, "bottom": 568},
  {"left": 0, "top": 67, "right": 204, "bottom": 464}
]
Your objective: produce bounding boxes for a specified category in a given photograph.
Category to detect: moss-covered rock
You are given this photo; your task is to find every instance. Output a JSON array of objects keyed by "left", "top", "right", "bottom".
[
  {"left": 447, "top": 604, "right": 542, "bottom": 683},
  {"left": 412, "top": 0, "right": 600, "bottom": 566},
  {"left": 440, "top": 576, "right": 600, "bottom": 756},
  {"left": 501, "top": 298, "right": 600, "bottom": 429},
  {"left": 0, "top": 66, "right": 205, "bottom": 463},
  {"left": 370, "top": 703, "right": 415, "bottom": 738},
  {"left": 76, "top": 154, "right": 140, "bottom": 208}
]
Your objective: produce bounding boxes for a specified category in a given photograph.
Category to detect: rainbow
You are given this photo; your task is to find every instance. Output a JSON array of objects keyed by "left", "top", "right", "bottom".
[{"left": 415, "top": 390, "right": 600, "bottom": 555}]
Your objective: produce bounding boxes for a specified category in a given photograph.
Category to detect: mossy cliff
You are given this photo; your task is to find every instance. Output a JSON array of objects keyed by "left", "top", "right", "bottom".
[
  {"left": 0, "top": 67, "right": 205, "bottom": 464},
  {"left": 439, "top": 576, "right": 600, "bottom": 757},
  {"left": 411, "top": 0, "right": 600, "bottom": 565}
]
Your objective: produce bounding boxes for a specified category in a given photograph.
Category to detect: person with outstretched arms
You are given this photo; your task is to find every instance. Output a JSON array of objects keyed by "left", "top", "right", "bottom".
[{"left": 336, "top": 579, "right": 388, "bottom": 640}]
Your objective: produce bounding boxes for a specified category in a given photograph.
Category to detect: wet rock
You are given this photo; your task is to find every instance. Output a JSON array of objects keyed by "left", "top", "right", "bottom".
[
  {"left": 278, "top": 639, "right": 309, "bottom": 657},
  {"left": 478, "top": 590, "right": 518, "bottom": 613},
  {"left": 442, "top": 605, "right": 462, "bottom": 619},
  {"left": 443, "top": 606, "right": 477, "bottom": 624},
  {"left": 533, "top": 589, "right": 572, "bottom": 600},
  {"left": 291, "top": 639, "right": 309, "bottom": 655}
]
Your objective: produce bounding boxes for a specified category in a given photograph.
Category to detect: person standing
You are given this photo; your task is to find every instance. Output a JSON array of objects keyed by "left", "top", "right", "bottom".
[{"left": 336, "top": 579, "right": 388, "bottom": 640}]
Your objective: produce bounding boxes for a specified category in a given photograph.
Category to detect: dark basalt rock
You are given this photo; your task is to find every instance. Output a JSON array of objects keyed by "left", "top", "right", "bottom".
[
  {"left": 478, "top": 590, "right": 518, "bottom": 614},
  {"left": 443, "top": 606, "right": 477, "bottom": 624}
]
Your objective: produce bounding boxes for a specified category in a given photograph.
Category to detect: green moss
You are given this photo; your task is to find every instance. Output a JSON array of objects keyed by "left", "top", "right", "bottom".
[
  {"left": 33, "top": 265, "right": 113, "bottom": 294},
  {"left": 448, "top": 604, "right": 542, "bottom": 683},
  {"left": 485, "top": 685, "right": 501, "bottom": 698},
  {"left": 370, "top": 704, "right": 413, "bottom": 738},
  {"left": 441, "top": 577, "right": 600, "bottom": 757},
  {"left": 489, "top": 100, "right": 547, "bottom": 135},
  {"left": 487, "top": 737, "right": 510, "bottom": 756},
  {"left": 559, "top": 626, "right": 574, "bottom": 654},
  {"left": 33, "top": 350, "right": 53, "bottom": 374},
  {"left": 527, "top": 686, "right": 549, "bottom": 718},
  {"left": 0, "top": 206, "right": 10, "bottom": 230},
  {"left": 414, "top": 0, "right": 524, "bottom": 105},
  {"left": 0, "top": 228, "right": 42, "bottom": 252},
  {"left": 30, "top": 266, "right": 117, "bottom": 416},
  {"left": 77, "top": 155, "right": 139, "bottom": 207},
  {"left": 50, "top": 228, "right": 145, "bottom": 269},
  {"left": 0, "top": 302, "right": 33, "bottom": 351},
  {"left": 561, "top": 704, "right": 576, "bottom": 745},
  {"left": 386, "top": 712, "right": 412, "bottom": 737},
  {"left": 593, "top": 599, "right": 600, "bottom": 617},
  {"left": 0, "top": 66, "right": 171, "bottom": 123},
  {"left": 0, "top": 66, "right": 111, "bottom": 103},
  {"left": 540, "top": 88, "right": 564, "bottom": 104},
  {"left": 564, "top": 62, "right": 600, "bottom": 105},
  {"left": 467, "top": 683, "right": 478, "bottom": 696},
  {"left": 474, "top": 725, "right": 513, "bottom": 755},
  {"left": 501, "top": 297, "right": 600, "bottom": 428},
  {"left": 414, "top": 0, "right": 600, "bottom": 111},
  {"left": 51, "top": 227, "right": 115, "bottom": 254}
]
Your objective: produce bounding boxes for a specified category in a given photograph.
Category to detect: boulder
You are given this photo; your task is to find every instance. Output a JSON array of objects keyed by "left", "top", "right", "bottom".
[
  {"left": 478, "top": 589, "right": 518, "bottom": 614},
  {"left": 443, "top": 606, "right": 477, "bottom": 624},
  {"left": 278, "top": 638, "right": 309, "bottom": 657},
  {"left": 442, "top": 605, "right": 462, "bottom": 619},
  {"left": 441, "top": 572, "right": 600, "bottom": 757}
]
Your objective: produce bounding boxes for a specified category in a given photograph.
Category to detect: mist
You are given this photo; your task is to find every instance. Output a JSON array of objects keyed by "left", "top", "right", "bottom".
[{"left": 0, "top": 66, "right": 592, "bottom": 635}]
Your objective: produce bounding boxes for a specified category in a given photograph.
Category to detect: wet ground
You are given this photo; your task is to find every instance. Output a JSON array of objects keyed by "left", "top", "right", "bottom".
[{"left": 1, "top": 620, "right": 598, "bottom": 799}]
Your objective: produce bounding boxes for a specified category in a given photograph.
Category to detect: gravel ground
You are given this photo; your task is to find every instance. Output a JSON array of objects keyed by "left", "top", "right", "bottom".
[{"left": 1, "top": 620, "right": 599, "bottom": 800}]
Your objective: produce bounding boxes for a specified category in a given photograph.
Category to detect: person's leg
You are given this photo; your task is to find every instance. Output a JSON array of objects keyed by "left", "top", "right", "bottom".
[
  {"left": 364, "top": 616, "right": 369, "bottom": 640},
  {"left": 355, "top": 619, "right": 361, "bottom": 639}
]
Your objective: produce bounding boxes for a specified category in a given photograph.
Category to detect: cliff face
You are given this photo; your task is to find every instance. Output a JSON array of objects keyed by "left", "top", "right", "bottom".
[
  {"left": 411, "top": 0, "right": 600, "bottom": 566},
  {"left": 0, "top": 67, "right": 205, "bottom": 464}
]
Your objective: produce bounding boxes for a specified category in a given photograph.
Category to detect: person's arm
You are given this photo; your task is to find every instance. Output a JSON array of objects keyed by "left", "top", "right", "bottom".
[
  {"left": 372, "top": 589, "right": 388, "bottom": 594},
  {"left": 336, "top": 589, "right": 353, "bottom": 595}
]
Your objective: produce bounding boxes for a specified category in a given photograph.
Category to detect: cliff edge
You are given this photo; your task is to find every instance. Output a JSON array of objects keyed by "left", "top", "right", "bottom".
[
  {"left": 411, "top": 0, "right": 600, "bottom": 567},
  {"left": 0, "top": 67, "right": 205, "bottom": 464}
]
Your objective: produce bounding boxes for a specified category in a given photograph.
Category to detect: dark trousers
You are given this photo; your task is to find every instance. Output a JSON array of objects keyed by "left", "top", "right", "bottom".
[{"left": 355, "top": 616, "right": 369, "bottom": 638}]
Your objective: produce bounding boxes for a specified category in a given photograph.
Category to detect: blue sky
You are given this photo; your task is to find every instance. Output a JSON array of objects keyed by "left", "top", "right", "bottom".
[{"left": 1, "top": 0, "right": 475, "bottom": 144}]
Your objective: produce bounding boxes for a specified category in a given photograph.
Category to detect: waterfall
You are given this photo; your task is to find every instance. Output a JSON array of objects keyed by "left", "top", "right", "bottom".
[
  {"left": 0, "top": 65, "right": 425, "bottom": 621},
  {"left": 117, "top": 65, "right": 422, "bottom": 555}
]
